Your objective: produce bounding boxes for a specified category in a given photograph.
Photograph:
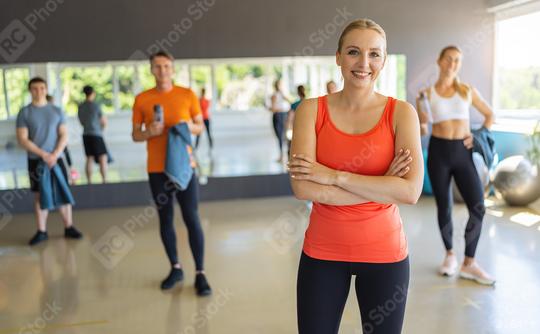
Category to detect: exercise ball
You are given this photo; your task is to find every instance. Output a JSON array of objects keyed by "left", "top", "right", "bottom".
[
  {"left": 452, "top": 152, "right": 490, "bottom": 202},
  {"left": 492, "top": 155, "right": 540, "bottom": 206}
]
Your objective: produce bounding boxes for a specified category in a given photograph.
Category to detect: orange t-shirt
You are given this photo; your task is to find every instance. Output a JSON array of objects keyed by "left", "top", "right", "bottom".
[
  {"left": 303, "top": 95, "right": 408, "bottom": 263},
  {"left": 132, "top": 86, "right": 201, "bottom": 173},
  {"left": 199, "top": 98, "right": 210, "bottom": 120}
]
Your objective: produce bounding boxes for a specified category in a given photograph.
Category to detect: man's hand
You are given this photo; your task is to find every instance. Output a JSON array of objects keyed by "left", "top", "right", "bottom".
[
  {"left": 147, "top": 122, "right": 164, "bottom": 137},
  {"left": 42, "top": 152, "right": 58, "bottom": 169}
]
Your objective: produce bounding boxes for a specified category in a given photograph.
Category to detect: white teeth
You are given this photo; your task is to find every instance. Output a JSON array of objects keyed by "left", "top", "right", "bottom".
[{"left": 352, "top": 71, "right": 371, "bottom": 78}]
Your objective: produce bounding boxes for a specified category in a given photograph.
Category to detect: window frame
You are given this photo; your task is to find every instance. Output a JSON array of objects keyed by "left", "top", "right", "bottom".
[{"left": 492, "top": 1, "right": 540, "bottom": 132}]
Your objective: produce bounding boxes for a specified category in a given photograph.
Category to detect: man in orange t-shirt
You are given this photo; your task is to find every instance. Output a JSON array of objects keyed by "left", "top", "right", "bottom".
[
  {"left": 195, "top": 87, "right": 213, "bottom": 150},
  {"left": 132, "top": 50, "right": 211, "bottom": 295}
]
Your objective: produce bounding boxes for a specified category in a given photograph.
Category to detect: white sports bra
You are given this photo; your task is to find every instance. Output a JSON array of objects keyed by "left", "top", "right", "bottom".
[
  {"left": 429, "top": 86, "right": 471, "bottom": 124},
  {"left": 272, "top": 92, "right": 290, "bottom": 113}
]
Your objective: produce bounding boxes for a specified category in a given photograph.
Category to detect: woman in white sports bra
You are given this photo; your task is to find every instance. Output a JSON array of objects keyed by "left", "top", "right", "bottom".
[
  {"left": 417, "top": 45, "right": 495, "bottom": 285},
  {"left": 270, "top": 79, "right": 291, "bottom": 162}
]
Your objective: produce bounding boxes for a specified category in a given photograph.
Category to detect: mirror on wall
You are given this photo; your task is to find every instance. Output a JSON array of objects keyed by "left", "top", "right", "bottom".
[{"left": 0, "top": 55, "right": 406, "bottom": 190}]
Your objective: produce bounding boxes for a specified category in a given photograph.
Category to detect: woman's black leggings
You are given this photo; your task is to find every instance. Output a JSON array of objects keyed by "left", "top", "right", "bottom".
[
  {"left": 427, "top": 136, "right": 486, "bottom": 258},
  {"left": 148, "top": 173, "right": 205, "bottom": 270},
  {"left": 195, "top": 119, "right": 213, "bottom": 148},
  {"left": 272, "top": 112, "right": 287, "bottom": 152},
  {"left": 297, "top": 253, "right": 409, "bottom": 334}
]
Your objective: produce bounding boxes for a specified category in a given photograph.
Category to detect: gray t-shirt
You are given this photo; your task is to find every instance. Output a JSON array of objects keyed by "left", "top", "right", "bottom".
[
  {"left": 78, "top": 101, "right": 103, "bottom": 136},
  {"left": 16, "top": 103, "right": 66, "bottom": 160}
]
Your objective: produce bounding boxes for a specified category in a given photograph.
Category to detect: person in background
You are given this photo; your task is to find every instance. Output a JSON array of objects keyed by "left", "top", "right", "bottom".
[
  {"left": 326, "top": 80, "right": 338, "bottom": 94},
  {"left": 16, "top": 77, "right": 83, "bottom": 246},
  {"left": 131, "top": 50, "right": 212, "bottom": 295},
  {"left": 195, "top": 87, "right": 213, "bottom": 151},
  {"left": 269, "top": 79, "right": 291, "bottom": 162},
  {"left": 286, "top": 85, "right": 306, "bottom": 158},
  {"left": 77, "top": 85, "right": 109, "bottom": 184},
  {"left": 417, "top": 45, "right": 495, "bottom": 285}
]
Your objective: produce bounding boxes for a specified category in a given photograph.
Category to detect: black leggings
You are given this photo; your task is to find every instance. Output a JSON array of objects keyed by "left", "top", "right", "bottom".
[
  {"left": 427, "top": 136, "right": 486, "bottom": 258},
  {"left": 297, "top": 253, "right": 409, "bottom": 334},
  {"left": 272, "top": 112, "right": 287, "bottom": 152},
  {"left": 148, "top": 173, "right": 205, "bottom": 270},
  {"left": 195, "top": 119, "right": 213, "bottom": 148}
]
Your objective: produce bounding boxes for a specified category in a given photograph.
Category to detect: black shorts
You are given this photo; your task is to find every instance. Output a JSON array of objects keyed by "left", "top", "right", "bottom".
[
  {"left": 28, "top": 158, "right": 69, "bottom": 193},
  {"left": 83, "top": 134, "right": 107, "bottom": 158}
]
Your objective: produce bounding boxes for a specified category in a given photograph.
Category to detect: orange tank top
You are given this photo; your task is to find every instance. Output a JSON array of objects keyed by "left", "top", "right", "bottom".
[{"left": 302, "top": 95, "right": 408, "bottom": 263}]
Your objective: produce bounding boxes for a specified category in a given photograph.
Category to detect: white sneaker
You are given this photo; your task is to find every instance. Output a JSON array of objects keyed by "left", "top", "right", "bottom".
[
  {"left": 439, "top": 254, "right": 458, "bottom": 276},
  {"left": 459, "top": 262, "right": 496, "bottom": 286}
]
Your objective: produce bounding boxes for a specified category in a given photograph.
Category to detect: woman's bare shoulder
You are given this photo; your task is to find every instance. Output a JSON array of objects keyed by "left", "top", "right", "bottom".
[
  {"left": 393, "top": 99, "right": 419, "bottom": 124},
  {"left": 295, "top": 97, "right": 319, "bottom": 117}
]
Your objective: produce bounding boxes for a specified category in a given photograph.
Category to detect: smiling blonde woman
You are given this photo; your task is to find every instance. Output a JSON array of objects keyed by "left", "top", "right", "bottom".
[{"left": 289, "top": 19, "right": 423, "bottom": 334}]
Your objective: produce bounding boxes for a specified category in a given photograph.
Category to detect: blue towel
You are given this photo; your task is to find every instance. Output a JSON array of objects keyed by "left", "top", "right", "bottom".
[
  {"left": 165, "top": 122, "right": 194, "bottom": 190},
  {"left": 37, "top": 161, "right": 75, "bottom": 210},
  {"left": 472, "top": 126, "right": 496, "bottom": 169}
]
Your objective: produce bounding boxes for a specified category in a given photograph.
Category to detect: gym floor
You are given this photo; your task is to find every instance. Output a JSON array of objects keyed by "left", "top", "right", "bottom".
[{"left": 0, "top": 196, "right": 539, "bottom": 333}]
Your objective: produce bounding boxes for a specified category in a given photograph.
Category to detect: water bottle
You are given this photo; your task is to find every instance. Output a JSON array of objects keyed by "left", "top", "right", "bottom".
[
  {"left": 418, "top": 91, "right": 433, "bottom": 123},
  {"left": 153, "top": 104, "right": 163, "bottom": 123}
]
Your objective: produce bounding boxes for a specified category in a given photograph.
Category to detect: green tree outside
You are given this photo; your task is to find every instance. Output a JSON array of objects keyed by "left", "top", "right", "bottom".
[{"left": 60, "top": 66, "right": 113, "bottom": 115}]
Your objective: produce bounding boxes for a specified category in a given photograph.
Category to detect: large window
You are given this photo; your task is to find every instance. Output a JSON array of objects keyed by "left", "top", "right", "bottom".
[
  {"left": 115, "top": 65, "right": 137, "bottom": 111},
  {"left": 5, "top": 68, "right": 30, "bottom": 116},
  {"left": 215, "top": 63, "right": 279, "bottom": 110},
  {"left": 495, "top": 9, "right": 540, "bottom": 120},
  {"left": 0, "top": 55, "right": 406, "bottom": 118},
  {"left": 190, "top": 65, "right": 212, "bottom": 99},
  {"left": 0, "top": 67, "right": 30, "bottom": 120},
  {"left": 60, "top": 65, "right": 113, "bottom": 115}
]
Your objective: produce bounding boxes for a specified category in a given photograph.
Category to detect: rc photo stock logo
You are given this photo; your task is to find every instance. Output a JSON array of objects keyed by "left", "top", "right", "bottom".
[
  {"left": 91, "top": 226, "right": 135, "bottom": 270},
  {"left": 0, "top": 203, "right": 13, "bottom": 232},
  {"left": 0, "top": 0, "right": 65, "bottom": 63},
  {"left": 0, "top": 20, "right": 35, "bottom": 63},
  {"left": 126, "top": 0, "right": 216, "bottom": 61}
]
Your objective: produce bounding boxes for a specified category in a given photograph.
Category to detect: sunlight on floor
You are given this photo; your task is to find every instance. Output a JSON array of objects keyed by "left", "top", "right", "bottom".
[{"left": 510, "top": 212, "right": 540, "bottom": 227}]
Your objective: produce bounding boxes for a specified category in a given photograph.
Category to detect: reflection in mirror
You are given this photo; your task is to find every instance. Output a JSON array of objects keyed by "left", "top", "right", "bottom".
[{"left": 0, "top": 55, "right": 406, "bottom": 190}]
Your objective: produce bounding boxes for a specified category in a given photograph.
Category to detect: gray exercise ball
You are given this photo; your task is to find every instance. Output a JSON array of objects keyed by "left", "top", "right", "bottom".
[
  {"left": 452, "top": 152, "right": 490, "bottom": 202},
  {"left": 492, "top": 155, "right": 540, "bottom": 206}
]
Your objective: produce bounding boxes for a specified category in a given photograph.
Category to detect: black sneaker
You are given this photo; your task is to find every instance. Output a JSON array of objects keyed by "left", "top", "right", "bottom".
[
  {"left": 64, "top": 226, "right": 83, "bottom": 239},
  {"left": 29, "top": 231, "right": 48, "bottom": 246},
  {"left": 195, "top": 273, "right": 212, "bottom": 296},
  {"left": 161, "top": 268, "right": 184, "bottom": 290}
]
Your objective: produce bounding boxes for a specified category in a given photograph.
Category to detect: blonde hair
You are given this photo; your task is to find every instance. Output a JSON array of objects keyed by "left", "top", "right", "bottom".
[
  {"left": 438, "top": 46, "right": 470, "bottom": 100},
  {"left": 337, "top": 19, "right": 387, "bottom": 53}
]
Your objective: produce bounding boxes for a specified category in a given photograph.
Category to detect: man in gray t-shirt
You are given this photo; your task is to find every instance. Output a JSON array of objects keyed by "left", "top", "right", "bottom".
[
  {"left": 77, "top": 85, "right": 109, "bottom": 184},
  {"left": 78, "top": 98, "right": 103, "bottom": 137},
  {"left": 16, "top": 77, "right": 83, "bottom": 246}
]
